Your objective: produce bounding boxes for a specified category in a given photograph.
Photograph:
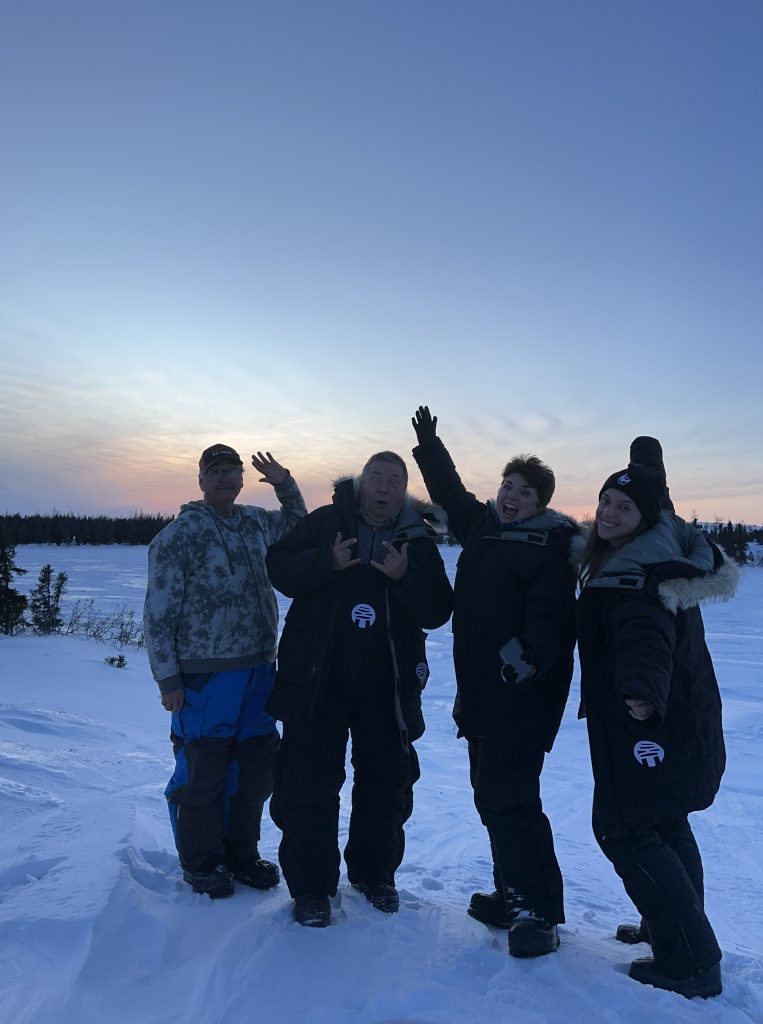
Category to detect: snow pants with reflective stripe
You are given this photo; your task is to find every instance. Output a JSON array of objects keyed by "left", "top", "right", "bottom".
[{"left": 166, "top": 664, "right": 279, "bottom": 873}]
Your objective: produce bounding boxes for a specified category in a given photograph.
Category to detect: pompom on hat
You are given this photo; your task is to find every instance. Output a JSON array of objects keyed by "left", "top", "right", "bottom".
[{"left": 599, "top": 463, "right": 665, "bottom": 527}]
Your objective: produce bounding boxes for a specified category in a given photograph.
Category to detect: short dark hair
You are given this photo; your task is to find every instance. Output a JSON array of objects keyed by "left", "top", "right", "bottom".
[
  {"left": 501, "top": 454, "right": 555, "bottom": 508},
  {"left": 361, "top": 451, "right": 408, "bottom": 483}
]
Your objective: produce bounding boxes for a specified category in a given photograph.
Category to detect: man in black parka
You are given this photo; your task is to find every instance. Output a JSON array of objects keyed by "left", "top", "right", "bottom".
[
  {"left": 265, "top": 451, "right": 453, "bottom": 927},
  {"left": 411, "top": 407, "right": 581, "bottom": 957}
]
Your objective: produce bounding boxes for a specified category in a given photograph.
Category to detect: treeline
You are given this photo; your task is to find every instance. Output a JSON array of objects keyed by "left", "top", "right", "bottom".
[
  {"left": 705, "top": 520, "right": 763, "bottom": 565},
  {"left": 0, "top": 512, "right": 173, "bottom": 546},
  {"left": 1, "top": 532, "right": 144, "bottom": 649}
]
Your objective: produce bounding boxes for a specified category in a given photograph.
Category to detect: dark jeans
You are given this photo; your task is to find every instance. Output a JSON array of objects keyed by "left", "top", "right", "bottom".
[
  {"left": 270, "top": 674, "right": 420, "bottom": 898},
  {"left": 594, "top": 812, "right": 721, "bottom": 976},
  {"left": 468, "top": 735, "right": 564, "bottom": 923}
]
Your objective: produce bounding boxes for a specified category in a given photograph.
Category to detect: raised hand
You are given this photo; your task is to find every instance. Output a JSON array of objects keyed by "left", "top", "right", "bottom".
[
  {"left": 371, "top": 541, "right": 409, "bottom": 580},
  {"left": 331, "top": 532, "right": 361, "bottom": 571},
  {"left": 251, "top": 451, "right": 289, "bottom": 486},
  {"left": 411, "top": 406, "right": 438, "bottom": 444}
]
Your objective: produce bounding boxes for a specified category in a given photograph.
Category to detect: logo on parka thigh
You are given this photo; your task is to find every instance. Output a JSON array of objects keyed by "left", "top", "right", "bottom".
[
  {"left": 633, "top": 740, "right": 665, "bottom": 767},
  {"left": 351, "top": 603, "right": 376, "bottom": 629}
]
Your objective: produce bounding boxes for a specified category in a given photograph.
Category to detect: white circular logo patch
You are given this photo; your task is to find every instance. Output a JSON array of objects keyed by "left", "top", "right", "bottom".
[
  {"left": 633, "top": 740, "right": 665, "bottom": 768},
  {"left": 351, "top": 603, "right": 376, "bottom": 629},
  {"left": 416, "top": 662, "right": 429, "bottom": 687},
  {"left": 617, "top": 473, "right": 632, "bottom": 486}
]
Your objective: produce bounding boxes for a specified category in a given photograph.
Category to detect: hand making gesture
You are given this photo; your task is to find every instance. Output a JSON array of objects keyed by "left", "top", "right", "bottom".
[
  {"left": 372, "top": 541, "right": 409, "bottom": 580},
  {"left": 331, "top": 532, "right": 361, "bottom": 571}
]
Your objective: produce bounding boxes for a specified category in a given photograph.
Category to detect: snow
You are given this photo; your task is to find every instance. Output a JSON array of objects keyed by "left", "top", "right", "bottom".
[{"left": 2, "top": 544, "right": 762, "bottom": 1024}]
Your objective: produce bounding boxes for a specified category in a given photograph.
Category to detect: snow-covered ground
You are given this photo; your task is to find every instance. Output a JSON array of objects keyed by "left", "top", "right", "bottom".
[{"left": 2, "top": 544, "right": 762, "bottom": 1024}]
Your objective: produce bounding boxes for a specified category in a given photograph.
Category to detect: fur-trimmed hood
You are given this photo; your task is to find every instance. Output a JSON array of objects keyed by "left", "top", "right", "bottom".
[
  {"left": 332, "top": 474, "right": 448, "bottom": 532},
  {"left": 584, "top": 510, "right": 740, "bottom": 613},
  {"left": 482, "top": 503, "right": 585, "bottom": 569}
]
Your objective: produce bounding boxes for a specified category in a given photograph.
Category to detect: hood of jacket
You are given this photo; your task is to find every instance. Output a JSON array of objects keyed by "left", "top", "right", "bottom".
[
  {"left": 484, "top": 503, "right": 585, "bottom": 566},
  {"left": 331, "top": 475, "right": 446, "bottom": 540},
  {"left": 585, "top": 511, "right": 739, "bottom": 613}
]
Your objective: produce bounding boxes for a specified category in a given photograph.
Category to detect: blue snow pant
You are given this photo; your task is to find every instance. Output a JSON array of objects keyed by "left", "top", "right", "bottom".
[
  {"left": 595, "top": 813, "right": 722, "bottom": 977},
  {"left": 166, "top": 664, "right": 280, "bottom": 873}
]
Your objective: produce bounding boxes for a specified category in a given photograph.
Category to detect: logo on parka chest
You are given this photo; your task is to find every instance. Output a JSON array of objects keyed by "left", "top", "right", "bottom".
[
  {"left": 633, "top": 740, "right": 665, "bottom": 768},
  {"left": 351, "top": 603, "right": 376, "bottom": 629}
]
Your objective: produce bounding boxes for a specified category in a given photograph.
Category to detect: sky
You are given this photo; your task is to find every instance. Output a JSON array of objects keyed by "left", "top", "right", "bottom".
[{"left": 1, "top": 0, "right": 761, "bottom": 523}]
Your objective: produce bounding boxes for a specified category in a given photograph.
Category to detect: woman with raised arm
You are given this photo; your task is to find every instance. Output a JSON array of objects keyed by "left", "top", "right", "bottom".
[{"left": 411, "top": 406, "right": 581, "bottom": 958}]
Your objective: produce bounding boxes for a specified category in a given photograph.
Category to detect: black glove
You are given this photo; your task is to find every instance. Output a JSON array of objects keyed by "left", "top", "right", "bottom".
[{"left": 412, "top": 405, "right": 438, "bottom": 444}]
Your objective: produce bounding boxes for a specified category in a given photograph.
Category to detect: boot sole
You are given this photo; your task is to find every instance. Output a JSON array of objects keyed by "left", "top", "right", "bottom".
[
  {"left": 467, "top": 906, "right": 513, "bottom": 929},
  {"left": 509, "top": 936, "right": 561, "bottom": 958},
  {"left": 629, "top": 959, "right": 722, "bottom": 999}
]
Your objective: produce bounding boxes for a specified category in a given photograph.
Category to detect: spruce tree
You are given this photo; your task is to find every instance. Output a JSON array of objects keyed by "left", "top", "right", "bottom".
[
  {"left": 0, "top": 530, "right": 28, "bottom": 635},
  {"left": 29, "top": 564, "right": 68, "bottom": 634}
]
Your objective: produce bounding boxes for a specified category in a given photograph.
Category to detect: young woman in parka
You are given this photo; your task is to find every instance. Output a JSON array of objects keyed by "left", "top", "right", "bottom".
[
  {"left": 265, "top": 451, "right": 453, "bottom": 928},
  {"left": 577, "top": 459, "right": 738, "bottom": 999},
  {"left": 411, "top": 407, "right": 581, "bottom": 959}
]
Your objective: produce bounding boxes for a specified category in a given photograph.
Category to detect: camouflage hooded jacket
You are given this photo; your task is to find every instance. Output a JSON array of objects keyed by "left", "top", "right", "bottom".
[{"left": 143, "top": 476, "right": 307, "bottom": 694}]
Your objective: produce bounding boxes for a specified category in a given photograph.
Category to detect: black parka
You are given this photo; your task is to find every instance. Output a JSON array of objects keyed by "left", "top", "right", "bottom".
[
  {"left": 265, "top": 478, "right": 454, "bottom": 749},
  {"left": 412, "top": 437, "right": 580, "bottom": 750},
  {"left": 576, "top": 513, "right": 738, "bottom": 839}
]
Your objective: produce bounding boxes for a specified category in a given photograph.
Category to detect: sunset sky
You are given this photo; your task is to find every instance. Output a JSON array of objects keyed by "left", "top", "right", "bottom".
[{"left": 2, "top": 0, "right": 761, "bottom": 524}]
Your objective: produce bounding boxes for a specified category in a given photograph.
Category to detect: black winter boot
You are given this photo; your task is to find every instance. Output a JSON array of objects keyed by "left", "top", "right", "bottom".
[
  {"left": 468, "top": 889, "right": 517, "bottom": 929},
  {"left": 294, "top": 893, "right": 331, "bottom": 927},
  {"left": 182, "top": 865, "right": 235, "bottom": 899},
  {"left": 227, "top": 855, "right": 280, "bottom": 890},
  {"left": 629, "top": 957, "right": 722, "bottom": 999},
  {"left": 616, "top": 920, "right": 650, "bottom": 944},
  {"left": 352, "top": 882, "right": 400, "bottom": 913},
  {"left": 508, "top": 912, "right": 560, "bottom": 958}
]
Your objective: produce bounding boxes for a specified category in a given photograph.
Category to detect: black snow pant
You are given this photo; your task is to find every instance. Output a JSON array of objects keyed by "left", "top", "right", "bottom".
[
  {"left": 468, "top": 735, "right": 565, "bottom": 924},
  {"left": 594, "top": 812, "right": 721, "bottom": 977},
  {"left": 270, "top": 675, "right": 420, "bottom": 898}
]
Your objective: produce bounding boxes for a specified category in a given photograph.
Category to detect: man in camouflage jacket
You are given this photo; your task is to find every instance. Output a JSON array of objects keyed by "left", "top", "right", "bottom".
[{"left": 144, "top": 443, "right": 307, "bottom": 898}]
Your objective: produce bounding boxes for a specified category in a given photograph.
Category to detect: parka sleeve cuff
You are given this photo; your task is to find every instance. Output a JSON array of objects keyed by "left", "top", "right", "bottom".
[{"left": 157, "top": 674, "right": 183, "bottom": 696}]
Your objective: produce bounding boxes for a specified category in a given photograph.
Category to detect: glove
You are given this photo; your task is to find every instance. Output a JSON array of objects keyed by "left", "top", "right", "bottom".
[
  {"left": 412, "top": 405, "right": 438, "bottom": 444},
  {"left": 500, "top": 663, "right": 519, "bottom": 685}
]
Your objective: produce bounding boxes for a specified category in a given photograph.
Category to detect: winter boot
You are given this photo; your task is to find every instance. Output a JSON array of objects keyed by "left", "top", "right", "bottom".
[
  {"left": 616, "top": 920, "right": 650, "bottom": 945},
  {"left": 628, "top": 957, "right": 722, "bottom": 999},
  {"left": 352, "top": 882, "right": 400, "bottom": 914},
  {"left": 227, "top": 854, "right": 280, "bottom": 890},
  {"left": 182, "top": 864, "right": 235, "bottom": 899},
  {"left": 293, "top": 893, "right": 331, "bottom": 928},
  {"left": 467, "top": 889, "right": 517, "bottom": 929},
  {"left": 508, "top": 911, "right": 560, "bottom": 958}
]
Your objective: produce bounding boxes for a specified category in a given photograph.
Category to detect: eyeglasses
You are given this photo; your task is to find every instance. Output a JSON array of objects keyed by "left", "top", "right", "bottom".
[{"left": 202, "top": 466, "right": 243, "bottom": 479}]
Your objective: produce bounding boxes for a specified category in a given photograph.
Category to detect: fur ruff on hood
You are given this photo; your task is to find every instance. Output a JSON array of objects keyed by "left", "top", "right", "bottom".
[
  {"left": 333, "top": 474, "right": 448, "bottom": 530},
  {"left": 657, "top": 552, "right": 739, "bottom": 614},
  {"left": 582, "top": 510, "right": 740, "bottom": 614}
]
